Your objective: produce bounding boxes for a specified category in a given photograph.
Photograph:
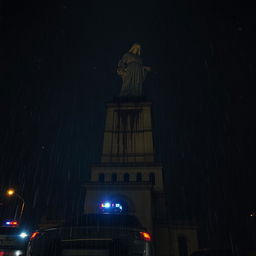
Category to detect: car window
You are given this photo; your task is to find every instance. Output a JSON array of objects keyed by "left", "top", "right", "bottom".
[
  {"left": 0, "top": 227, "right": 19, "bottom": 235},
  {"left": 75, "top": 214, "right": 142, "bottom": 228}
]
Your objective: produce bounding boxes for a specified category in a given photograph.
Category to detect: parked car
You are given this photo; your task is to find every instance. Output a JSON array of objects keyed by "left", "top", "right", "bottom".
[
  {"left": 0, "top": 220, "right": 30, "bottom": 255},
  {"left": 27, "top": 213, "right": 154, "bottom": 256}
]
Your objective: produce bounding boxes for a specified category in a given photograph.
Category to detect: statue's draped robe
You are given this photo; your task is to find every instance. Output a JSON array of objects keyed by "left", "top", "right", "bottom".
[{"left": 118, "top": 52, "right": 147, "bottom": 96}]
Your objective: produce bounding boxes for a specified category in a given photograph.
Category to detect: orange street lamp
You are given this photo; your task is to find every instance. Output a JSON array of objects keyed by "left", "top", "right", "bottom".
[
  {"left": 7, "top": 189, "right": 15, "bottom": 196},
  {"left": 6, "top": 189, "right": 25, "bottom": 222}
]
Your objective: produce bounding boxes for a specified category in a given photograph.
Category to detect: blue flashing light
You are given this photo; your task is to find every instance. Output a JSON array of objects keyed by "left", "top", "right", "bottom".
[
  {"left": 100, "top": 202, "right": 123, "bottom": 213},
  {"left": 105, "top": 202, "right": 111, "bottom": 208},
  {"left": 3, "top": 220, "right": 18, "bottom": 227}
]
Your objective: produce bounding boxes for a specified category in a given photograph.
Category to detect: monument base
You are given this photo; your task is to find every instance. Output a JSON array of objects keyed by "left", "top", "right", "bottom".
[{"left": 101, "top": 100, "right": 155, "bottom": 163}]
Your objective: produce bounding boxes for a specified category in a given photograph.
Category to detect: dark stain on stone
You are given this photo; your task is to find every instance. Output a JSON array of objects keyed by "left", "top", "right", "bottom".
[{"left": 115, "top": 109, "right": 141, "bottom": 160}]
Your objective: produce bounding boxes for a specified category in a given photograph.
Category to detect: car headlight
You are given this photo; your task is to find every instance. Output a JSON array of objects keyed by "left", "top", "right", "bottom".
[
  {"left": 19, "top": 232, "right": 28, "bottom": 239},
  {"left": 15, "top": 250, "right": 23, "bottom": 256}
]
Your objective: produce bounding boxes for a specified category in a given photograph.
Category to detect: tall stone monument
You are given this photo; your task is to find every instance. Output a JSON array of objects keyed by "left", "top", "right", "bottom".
[{"left": 84, "top": 44, "right": 198, "bottom": 256}]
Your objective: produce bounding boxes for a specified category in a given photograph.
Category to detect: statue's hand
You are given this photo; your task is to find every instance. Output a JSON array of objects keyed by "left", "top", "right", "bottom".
[
  {"left": 117, "top": 67, "right": 126, "bottom": 76},
  {"left": 144, "top": 66, "right": 152, "bottom": 72}
]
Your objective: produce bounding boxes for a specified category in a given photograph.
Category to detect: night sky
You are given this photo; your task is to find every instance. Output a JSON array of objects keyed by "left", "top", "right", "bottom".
[{"left": 1, "top": 0, "right": 256, "bottom": 250}]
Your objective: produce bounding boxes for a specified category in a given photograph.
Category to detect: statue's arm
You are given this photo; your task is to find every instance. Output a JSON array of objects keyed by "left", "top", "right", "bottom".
[
  {"left": 117, "top": 54, "right": 128, "bottom": 78},
  {"left": 118, "top": 53, "right": 129, "bottom": 67},
  {"left": 118, "top": 59, "right": 125, "bottom": 68}
]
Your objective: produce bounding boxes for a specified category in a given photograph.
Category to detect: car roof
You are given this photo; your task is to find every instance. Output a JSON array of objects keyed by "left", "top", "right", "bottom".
[
  {"left": 0, "top": 226, "right": 21, "bottom": 234},
  {"left": 61, "top": 214, "right": 143, "bottom": 228}
]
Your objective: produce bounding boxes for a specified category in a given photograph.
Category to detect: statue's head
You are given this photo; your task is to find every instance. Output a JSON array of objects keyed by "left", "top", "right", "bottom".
[{"left": 129, "top": 43, "right": 141, "bottom": 55}]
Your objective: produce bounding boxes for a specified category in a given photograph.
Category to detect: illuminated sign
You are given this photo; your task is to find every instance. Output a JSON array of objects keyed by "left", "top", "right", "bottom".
[{"left": 100, "top": 202, "right": 123, "bottom": 213}]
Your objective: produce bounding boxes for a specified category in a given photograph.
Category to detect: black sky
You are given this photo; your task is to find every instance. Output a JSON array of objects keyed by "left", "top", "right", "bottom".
[{"left": 1, "top": 0, "right": 256, "bottom": 250}]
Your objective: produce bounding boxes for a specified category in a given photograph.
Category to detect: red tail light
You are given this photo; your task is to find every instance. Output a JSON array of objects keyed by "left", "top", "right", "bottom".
[
  {"left": 139, "top": 232, "right": 151, "bottom": 241},
  {"left": 30, "top": 231, "right": 39, "bottom": 240}
]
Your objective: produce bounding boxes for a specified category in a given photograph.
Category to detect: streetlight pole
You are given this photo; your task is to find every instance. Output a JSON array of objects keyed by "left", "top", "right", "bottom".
[
  {"left": 6, "top": 189, "right": 25, "bottom": 222},
  {"left": 15, "top": 193, "right": 25, "bottom": 222}
]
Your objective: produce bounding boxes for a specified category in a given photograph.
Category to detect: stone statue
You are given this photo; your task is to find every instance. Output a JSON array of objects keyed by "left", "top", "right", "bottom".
[{"left": 117, "top": 43, "right": 151, "bottom": 97}]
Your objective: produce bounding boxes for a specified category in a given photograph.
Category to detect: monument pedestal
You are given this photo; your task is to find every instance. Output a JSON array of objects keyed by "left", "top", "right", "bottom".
[
  {"left": 84, "top": 99, "right": 198, "bottom": 256},
  {"left": 101, "top": 100, "right": 154, "bottom": 163}
]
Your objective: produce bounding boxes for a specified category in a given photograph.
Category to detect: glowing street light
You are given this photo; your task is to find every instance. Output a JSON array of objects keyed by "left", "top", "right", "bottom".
[
  {"left": 7, "top": 189, "right": 15, "bottom": 196},
  {"left": 6, "top": 188, "right": 25, "bottom": 222}
]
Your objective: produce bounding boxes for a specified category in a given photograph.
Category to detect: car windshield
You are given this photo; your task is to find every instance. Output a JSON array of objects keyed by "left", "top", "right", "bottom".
[
  {"left": 0, "top": 227, "right": 19, "bottom": 235},
  {"left": 71, "top": 214, "right": 142, "bottom": 228}
]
